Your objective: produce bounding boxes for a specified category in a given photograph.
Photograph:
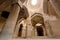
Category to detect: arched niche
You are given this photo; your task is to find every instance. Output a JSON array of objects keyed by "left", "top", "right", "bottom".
[{"left": 31, "top": 13, "right": 46, "bottom": 36}]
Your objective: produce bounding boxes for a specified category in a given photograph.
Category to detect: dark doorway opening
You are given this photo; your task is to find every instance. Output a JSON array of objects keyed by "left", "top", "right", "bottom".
[
  {"left": 36, "top": 27, "right": 44, "bottom": 36},
  {"left": 18, "top": 24, "right": 23, "bottom": 37},
  {"left": 1, "top": 11, "right": 10, "bottom": 19}
]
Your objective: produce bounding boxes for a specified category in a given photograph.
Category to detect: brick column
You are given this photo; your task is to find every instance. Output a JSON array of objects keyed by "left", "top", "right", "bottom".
[{"left": 3, "top": 3, "right": 20, "bottom": 37}]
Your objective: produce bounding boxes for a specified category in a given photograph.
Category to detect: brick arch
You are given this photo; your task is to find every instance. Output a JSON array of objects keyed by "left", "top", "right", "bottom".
[
  {"left": 31, "top": 13, "right": 44, "bottom": 27},
  {"left": 31, "top": 13, "right": 46, "bottom": 36}
]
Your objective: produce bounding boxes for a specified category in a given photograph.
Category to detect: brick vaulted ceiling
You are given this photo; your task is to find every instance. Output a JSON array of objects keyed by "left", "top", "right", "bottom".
[
  {"left": 0, "top": 0, "right": 26, "bottom": 12},
  {"left": 0, "top": 0, "right": 11, "bottom": 13},
  {"left": 27, "top": 0, "right": 42, "bottom": 12},
  {"left": 0, "top": 0, "right": 60, "bottom": 17}
]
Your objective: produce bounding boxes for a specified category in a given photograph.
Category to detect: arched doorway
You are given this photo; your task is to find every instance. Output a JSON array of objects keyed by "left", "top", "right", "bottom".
[
  {"left": 31, "top": 13, "right": 46, "bottom": 36},
  {"left": 13, "top": 6, "right": 29, "bottom": 38},
  {"left": 37, "top": 27, "right": 44, "bottom": 36},
  {"left": 13, "top": 18, "right": 26, "bottom": 38},
  {"left": 18, "top": 24, "right": 23, "bottom": 37},
  {"left": 35, "top": 23, "right": 44, "bottom": 36}
]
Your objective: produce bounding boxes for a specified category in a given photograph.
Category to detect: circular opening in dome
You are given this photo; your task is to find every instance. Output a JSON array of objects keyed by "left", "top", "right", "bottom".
[{"left": 31, "top": 0, "right": 37, "bottom": 6}]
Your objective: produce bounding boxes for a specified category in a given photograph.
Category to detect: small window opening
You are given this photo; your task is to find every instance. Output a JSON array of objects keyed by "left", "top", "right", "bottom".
[{"left": 1, "top": 11, "right": 10, "bottom": 19}]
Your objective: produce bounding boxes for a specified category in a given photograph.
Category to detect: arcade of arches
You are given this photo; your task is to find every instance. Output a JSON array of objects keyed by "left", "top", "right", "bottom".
[{"left": 0, "top": 0, "right": 60, "bottom": 39}]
